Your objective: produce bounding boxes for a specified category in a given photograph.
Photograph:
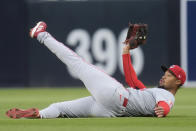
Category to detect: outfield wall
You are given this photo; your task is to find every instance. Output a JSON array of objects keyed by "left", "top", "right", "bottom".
[{"left": 0, "top": 0, "right": 189, "bottom": 87}]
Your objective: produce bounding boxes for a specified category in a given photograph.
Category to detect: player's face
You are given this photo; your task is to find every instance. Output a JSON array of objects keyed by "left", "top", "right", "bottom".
[{"left": 159, "top": 70, "right": 179, "bottom": 89}]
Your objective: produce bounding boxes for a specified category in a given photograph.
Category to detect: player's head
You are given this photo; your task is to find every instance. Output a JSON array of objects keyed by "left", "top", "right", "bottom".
[{"left": 159, "top": 65, "right": 186, "bottom": 90}]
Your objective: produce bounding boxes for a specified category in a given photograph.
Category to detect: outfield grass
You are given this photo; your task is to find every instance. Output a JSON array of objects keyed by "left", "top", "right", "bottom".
[{"left": 0, "top": 87, "right": 196, "bottom": 131}]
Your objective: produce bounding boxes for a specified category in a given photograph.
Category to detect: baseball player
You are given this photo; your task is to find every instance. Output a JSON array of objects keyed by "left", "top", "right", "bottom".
[{"left": 6, "top": 21, "right": 186, "bottom": 119}]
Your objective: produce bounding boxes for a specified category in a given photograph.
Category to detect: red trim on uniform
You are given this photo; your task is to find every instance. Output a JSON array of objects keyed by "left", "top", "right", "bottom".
[
  {"left": 122, "top": 54, "right": 146, "bottom": 89},
  {"left": 123, "top": 98, "right": 128, "bottom": 107},
  {"left": 157, "top": 101, "right": 170, "bottom": 116}
]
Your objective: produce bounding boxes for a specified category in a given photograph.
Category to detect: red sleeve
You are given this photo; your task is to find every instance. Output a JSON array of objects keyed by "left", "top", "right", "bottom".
[
  {"left": 157, "top": 101, "right": 170, "bottom": 116},
  {"left": 122, "top": 54, "right": 146, "bottom": 89}
]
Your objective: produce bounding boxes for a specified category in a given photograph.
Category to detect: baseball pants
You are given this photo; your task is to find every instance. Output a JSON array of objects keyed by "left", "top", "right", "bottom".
[{"left": 37, "top": 32, "right": 129, "bottom": 118}]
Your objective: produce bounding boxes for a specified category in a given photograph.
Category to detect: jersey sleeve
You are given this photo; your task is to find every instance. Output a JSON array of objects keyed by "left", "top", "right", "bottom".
[
  {"left": 122, "top": 54, "right": 146, "bottom": 89},
  {"left": 154, "top": 89, "right": 175, "bottom": 116},
  {"left": 155, "top": 89, "right": 174, "bottom": 109}
]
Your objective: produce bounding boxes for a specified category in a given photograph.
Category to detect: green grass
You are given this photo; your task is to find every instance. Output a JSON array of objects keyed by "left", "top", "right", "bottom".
[{"left": 0, "top": 87, "right": 196, "bottom": 131}]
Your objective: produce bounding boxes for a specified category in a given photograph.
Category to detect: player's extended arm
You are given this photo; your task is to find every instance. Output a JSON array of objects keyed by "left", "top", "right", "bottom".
[
  {"left": 122, "top": 45, "right": 146, "bottom": 89},
  {"left": 154, "top": 101, "right": 170, "bottom": 117}
]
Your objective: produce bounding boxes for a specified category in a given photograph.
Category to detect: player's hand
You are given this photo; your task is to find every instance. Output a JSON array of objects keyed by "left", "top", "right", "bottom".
[{"left": 154, "top": 104, "right": 165, "bottom": 118}]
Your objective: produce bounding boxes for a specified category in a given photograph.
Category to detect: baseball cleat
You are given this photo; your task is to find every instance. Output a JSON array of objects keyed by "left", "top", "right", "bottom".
[
  {"left": 30, "top": 21, "right": 47, "bottom": 38},
  {"left": 6, "top": 108, "right": 39, "bottom": 119}
]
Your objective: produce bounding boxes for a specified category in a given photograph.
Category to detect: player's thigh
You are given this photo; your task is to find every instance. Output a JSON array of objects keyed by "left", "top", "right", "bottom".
[{"left": 80, "top": 67, "right": 126, "bottom": 106}]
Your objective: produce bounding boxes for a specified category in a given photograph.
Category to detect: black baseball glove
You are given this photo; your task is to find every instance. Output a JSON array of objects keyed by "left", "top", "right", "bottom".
[{"left": 124, "top": 23, "right": 148, "bottom": 49}]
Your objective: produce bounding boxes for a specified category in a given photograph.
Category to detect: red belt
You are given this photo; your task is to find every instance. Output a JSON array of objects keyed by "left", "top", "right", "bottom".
[{"left": 123, "top": 98, "right": 128, "bottom": 107}]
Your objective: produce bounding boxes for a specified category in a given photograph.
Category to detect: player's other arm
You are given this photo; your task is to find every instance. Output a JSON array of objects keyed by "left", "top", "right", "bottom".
[
  {"left": 122, "top": 45, "right": 146, "bottom": 89},
  {"left": 154, "top": 101, "right": 170, "bottom": 117}
]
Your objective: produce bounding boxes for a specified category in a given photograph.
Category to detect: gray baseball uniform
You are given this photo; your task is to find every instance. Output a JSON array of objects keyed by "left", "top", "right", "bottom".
[
  {"left": 37, "top": 32, "right": 175, "bottom": 118},
  {"left": 125, "top": 87, "right": 175, "bottom": 117}
]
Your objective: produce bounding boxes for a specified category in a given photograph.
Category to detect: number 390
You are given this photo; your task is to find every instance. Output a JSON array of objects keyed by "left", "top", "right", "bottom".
[{"left": 66, "top": 28, "right": 144, "bottom": 77}]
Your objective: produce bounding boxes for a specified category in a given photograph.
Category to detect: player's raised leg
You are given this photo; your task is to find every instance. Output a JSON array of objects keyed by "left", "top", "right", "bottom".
[{"left": 30, "top": 21, "right": 128, "bottom": 111}]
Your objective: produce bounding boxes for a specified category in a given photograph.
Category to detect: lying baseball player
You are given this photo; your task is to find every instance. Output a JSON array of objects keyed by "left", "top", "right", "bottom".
[{"left": 6, "top": 22, "right": 186, "bottom": 119}]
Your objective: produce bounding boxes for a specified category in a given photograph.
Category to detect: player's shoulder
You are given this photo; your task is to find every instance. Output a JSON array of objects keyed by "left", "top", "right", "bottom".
[
  {"left": 146, "top": 87, "right": 167, "bottom": 91},
  {"left": 146, "top": 87, "right": 174, "bottom": 97}
]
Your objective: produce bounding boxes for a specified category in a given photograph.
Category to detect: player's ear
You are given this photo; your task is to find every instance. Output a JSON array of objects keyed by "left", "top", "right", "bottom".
[{"left": 176, "top": 79, "right": 181, "bottom": 86}]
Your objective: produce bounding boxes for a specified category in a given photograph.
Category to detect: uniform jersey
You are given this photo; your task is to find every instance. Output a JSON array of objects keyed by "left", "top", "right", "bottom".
[{"left": 125, "top": 87, "right": 175, "bottom": 116}]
